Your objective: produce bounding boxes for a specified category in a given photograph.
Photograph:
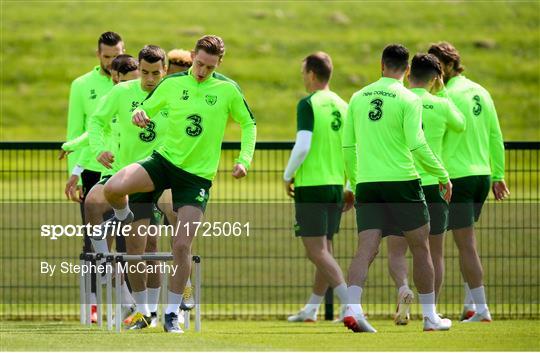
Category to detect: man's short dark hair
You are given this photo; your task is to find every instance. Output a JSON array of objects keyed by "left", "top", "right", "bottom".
[
  {"left": 111, "top": 54, "right": 138, "bottom": 75},
  {"left": 138, "top": 45, "right": 166, "bottom": 66},
  {"left": 382, "top": 44, "right": 409, "bottom": 72},
  {"left": 98, "top": 31, "right": 122, "bottom": 49},
  {"left": 303, "top": 51, "right": 333, "bottom": 83},
  {"left": 194, "top": 35, "right": 225, "bottom": 58},
  {"left": 410, "top": 53, "right": 442, "bottom": 84},
  {"left": 428, "top": 41, "right": 465, "bottom": 74}
]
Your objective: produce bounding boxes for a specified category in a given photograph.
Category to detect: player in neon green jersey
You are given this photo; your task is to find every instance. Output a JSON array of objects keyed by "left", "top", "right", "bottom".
[
  {"left": 428, "top": 42, "right": 509, "bottom": 323},
  {"left": 386, "top": 53, "right": 465, "bottom": 325},
  {"left": 342, "top": 44, "right": 453, "bottom": 333},
  {"left": 283, "top": 52, "right": 353, "bottom": 323},
  {"left": 102, "top": 35, "right": 257, "bottom": 333}
]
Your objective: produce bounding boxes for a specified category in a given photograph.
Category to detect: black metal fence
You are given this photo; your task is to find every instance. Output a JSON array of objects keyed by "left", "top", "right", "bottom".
[{"left": 1, "top": 141, "right": 538, "bottom": 320}]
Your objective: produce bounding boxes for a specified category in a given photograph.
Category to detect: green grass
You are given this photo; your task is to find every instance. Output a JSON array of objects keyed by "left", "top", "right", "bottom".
[
  {"left": 1, "top": 320, "right": 539, "bottom": 351},
  {"left": 1, "top": 1, "right": 539, "bottom": 141}
]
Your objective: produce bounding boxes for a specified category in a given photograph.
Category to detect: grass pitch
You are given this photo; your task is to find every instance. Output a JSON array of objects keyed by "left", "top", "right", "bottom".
[{"left": 1, "top": 320, "right": 539, "bottom": 351}]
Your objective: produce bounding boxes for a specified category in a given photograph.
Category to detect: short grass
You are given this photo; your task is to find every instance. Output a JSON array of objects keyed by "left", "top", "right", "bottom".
[
  {"left": 1, "top": 1, "right": 539, "bottom": 141},
  {"left": 1, "top": 320, "right": 539, "bottom": 351}
]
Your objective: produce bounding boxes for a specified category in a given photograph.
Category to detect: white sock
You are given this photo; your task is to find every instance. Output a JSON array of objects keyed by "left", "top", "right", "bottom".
[
  {"left": 470, "top": 286, "right": 489, "bottom": 313},
  {"left": 347, "top": 285, "right": 364, "bottom": 315},
  {"left": 90, "top": 238, "right": 109, "bottom": 254},
  {"left": 398, "top": 284, "right": 410, "bottom": 295},
  {"left": 121, "top": 282, "right": 135, "bottom": 306},
  {"left": 334, "top": 283, "right": 349, "bottom": 305},
  {"left": 418, "top": 292, "right": 438, "bottom": 321},
  {"left": 165, "top": 291, "right": 182, "bottom": 315},
  {"left": 186, "top": 277, "right": 192, "bottom": 287},
  {"left": 90, "top": 293, "right": 97, "bottom": 305},
  {"left": 114, "top": 205, "right": 131, "bottom": 221},
  {"left": 132, "top": 290, "right": 150, "bottom": 316},
  {"left": 147, "top": 287, "right": 161, "bottom": 313},
  {"left": 464, "top": 282, "right": 476, "bottom": 308},
  {"left": 303, "top": 293, "right": 323, "bottom": 312}
]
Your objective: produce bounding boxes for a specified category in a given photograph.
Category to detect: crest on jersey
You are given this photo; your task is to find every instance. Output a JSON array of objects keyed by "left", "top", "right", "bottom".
[{"left": 205, "top": 95, "right": 217, "bottom": 106}]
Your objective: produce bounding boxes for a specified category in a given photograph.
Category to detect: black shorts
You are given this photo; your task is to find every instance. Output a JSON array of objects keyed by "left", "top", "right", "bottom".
[
  {"left": 448, "top": 175, "right": 491, "bottom": 230},
  {"left": 423, "top": 184, "right": 449, "bottom": 235},
  {"left": 138, "top": 151, "right": 212, "bottom": 212},
  {"left": 355, "top": 179, "right": 429, "bottom": 235},
  {"left": 294, "top": 185, "right": 343, "bottom": 239}
]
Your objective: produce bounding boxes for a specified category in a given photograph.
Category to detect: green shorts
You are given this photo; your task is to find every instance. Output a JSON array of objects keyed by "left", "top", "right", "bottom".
[
  {"left": 99, "top": 174, "right": 162, "bottom": 221},
  {"left": 355, "top": 179, "right": 429, "bottom": 235},
  {"left": 138, "top": 151, "right": 212, "bottom": 211},
  {"left": 448, "top": 175, "right": 491, "bottom": 230},
  {"left": 294, "top": 185, "right": 343, "bottom": 239},
  {"left": 423, "top": 184, "right": 449, "bottom": 235}
]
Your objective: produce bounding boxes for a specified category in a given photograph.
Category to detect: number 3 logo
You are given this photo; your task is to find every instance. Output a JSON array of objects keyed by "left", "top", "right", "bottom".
[
  {"left": 472, "top": 95, "right": 482, "bottom": 116},
  {"left": 186, "top": 114, "right": 203, "bottom": 137},
  {"left": 368, "top": 98, "right": 383, "bottom": 121},
  {"left": 139, "top": 121, "right": 156, "bottom": 142}
]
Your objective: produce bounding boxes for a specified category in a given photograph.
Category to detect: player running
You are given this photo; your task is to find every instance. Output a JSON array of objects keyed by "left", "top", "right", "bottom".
[
  {"left": 342, "top": 44, "right": 453, "bottom": 333},
  {"left": 284, "top": 52, "right": 353, "bottom": 323},
  {"left": 101, "top": 35, "right": 257, "bottom": 333},
  {"left": 428, "top": 42, "right": 508, "bottom": 322},
  {"left": 386, "top": 53, "right": 465, "bottom": 325}
]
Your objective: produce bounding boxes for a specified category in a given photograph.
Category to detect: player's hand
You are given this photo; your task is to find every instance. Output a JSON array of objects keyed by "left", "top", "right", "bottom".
[
  {"left": 65, "top": 175, "right": 83, "bottom": 203},
  {"left": 232, "top": 163, "right": 247, "bottom": 179},
  {"left": 58, "top": 149, "right": 72, "bottom": 160},
  {"left": 431, "top": 75, "right": 445, "bottom": 94},
  {"left": 492, "top": 180, "right": 510, "bottom": 201},
  {"left": 439, "top": 180, "right": 453, "bottom": 203},
  {"left": 342, "top": 189, "right": 355, "bottom": 212},
  {"left": 284, "top": 178, "right": 294, "bottom": 198},
  {"left": 97, "top": 151, "right": 114, "bottom": 169},
  {"left": 132, "top": 110, "right": 150, "bottom": 128}
]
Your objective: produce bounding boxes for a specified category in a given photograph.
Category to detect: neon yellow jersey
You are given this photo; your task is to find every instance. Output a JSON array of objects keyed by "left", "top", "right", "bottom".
[
  {"left": 294, "top": 90, "right": 348, "bottom": 187},
  {"left": 137, "top": 69, "right": 257, "bottom": 181},
  {"left": 410, "top": 88, "right": 465, "bottom": 186},
  {"left": 88, "top": 79, "right": 168, "bottom": 175},
  {"left": 66, "top": 65, "right": 114, "bottom": 174},
  {"left": 439, "top": 75, "right": 505, "bottom": 181},
  {"left": 343, "top": 77, "right": 448, "bottom": 184}
]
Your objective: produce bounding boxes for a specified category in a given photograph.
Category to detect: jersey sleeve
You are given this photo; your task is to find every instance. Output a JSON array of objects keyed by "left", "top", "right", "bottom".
[
  {"left": 405, "top": 96, "right": 449, "bottom": 184},
  {"left": 138, "top": 80, "right": 169, "bottom": 118},
  {"left": 487, "top": 94, "right": 505, "bottom": 181},
  {"left": 230, "top": 87, "right": 257, "bottom": 170},
  {"left": 445, "top": 98, "right": 466, "bottom": 133},
  {"left": 62, "top": 132, "right": 89, "bottom": 151},
  {"left": 88, "top": 90, "right": 118, "bottom": 157},
  {"left": 296, "top": 97, "right": 314, "bottom": 132},
  {"left": 342, "top": 99, "right": 358, "bottom": 188},
  {"left": 66, "top": 80, "right": 85, "bottom": 175}
]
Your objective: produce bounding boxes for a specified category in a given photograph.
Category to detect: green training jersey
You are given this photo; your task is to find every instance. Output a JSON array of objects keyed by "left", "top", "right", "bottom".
[
  {"left": 440, "top": 75, "right": 505, "bottom": 181},
  {"left": 294, "top": 90, "right": 348, "bottom": 187},
  {"left": 66, "top": 65, "right": 114, "bottom": 174},
  {"left": 343, "top": 77, "right": 448, "bottom": 185},
  {"left": 137, "top": 69, "right": 257, "bottom": 181},
  {"left": 62, "top": 132, "right": 89, "bottom": 152},
  {"left": 410, "top": 88, "right": 465, "bottom": 186},
  {"left": 88, "top": 79, "right": 168, "bottom": 175}
]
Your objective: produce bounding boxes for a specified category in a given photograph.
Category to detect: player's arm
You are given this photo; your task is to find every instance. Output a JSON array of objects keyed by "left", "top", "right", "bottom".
[
  {"left": 342, "top": 99, "right": 358, "bottom": 189},
  {"left": 486, "top": 94, "right": 509, "bottom": 200},
  {"left": 62, "top": 132, "right": 89, "bottom": 152},
  {"left": 405, "top": 98, "right": 452, "bottom": 200},
  {"left": 230, "top": 88, "right": 257, "bottom": 179},
  {"left": 65, "top": 80, "right": 85, "bottom": 176},
  {"left": 445, "top": 98, "right": 466, "bottom": 133},
  {"left": 89, "top": 91, "right": 118, "bottom": 169},
  {"left": 133, "top": 80, "right": 169, "bottom": 127},
  {"left": 283, "top": 98, "right": 314, "bottom": 196}
]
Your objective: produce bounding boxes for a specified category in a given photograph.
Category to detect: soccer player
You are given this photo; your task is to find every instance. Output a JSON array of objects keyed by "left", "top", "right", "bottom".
[
  {"left": 284, "top": 52, "right": 353, "bottom": 323},
  {"left": 102, "top": 35, "right": 257, "bottom": 333},
  {"left": 386, "top": 53, "right": 465, "bottom": 325},
  {"left": 342, "top": 44, "right": 453, "bottom": 332},
  {"left": 167, "top": 49, "right": 192, "bottom": 75},
  {"left": 428, "top": 42, "right": 509, "bottom": 322},
  {"left": 87, "top": 46, "right": 171, "bottom": 329}
]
